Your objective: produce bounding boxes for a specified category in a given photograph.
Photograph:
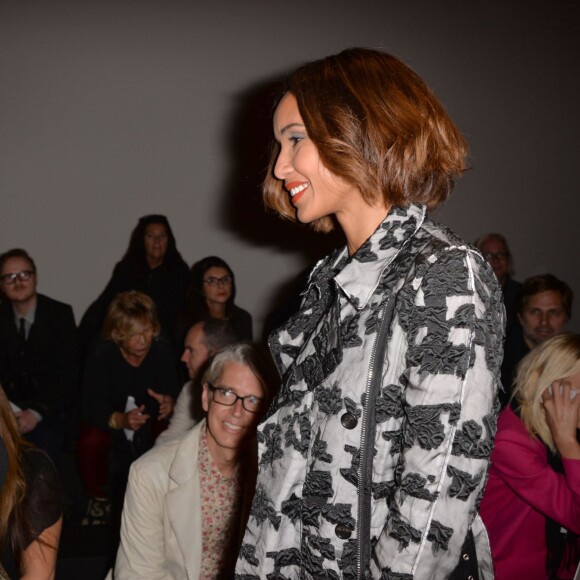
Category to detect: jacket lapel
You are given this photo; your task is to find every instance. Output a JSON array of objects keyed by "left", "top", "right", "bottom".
[
  {"left": 165, "top": 421, "right": 204, "bottom": 579},
  {"left": 268, "top": 205, "right": 426, "bottom": 410},
  {"left": 335, "top": 204, "right": 426, "bottom": 310},
  {"left": 25, "top": 294, "right": 44, "bottom": 346}
]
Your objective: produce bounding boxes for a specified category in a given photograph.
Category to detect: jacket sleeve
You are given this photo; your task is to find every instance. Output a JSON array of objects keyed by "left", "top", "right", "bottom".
[
  {"left": 370, "top": 247, "right": 504, "bottom": 579},
  {"left": 114, "top": 458, "right": 168, "bottom": 579},
  {"left": 81, "top": 343, "right": 117, "bottom": 430},
  {"left": 492, "top": 425, "right": 580, "bottom": 533},
  {"left": 45, "top": 304, "right": 80, "bottom": 415},
  {"left": 152, "top": 340, "right": 181, "bottom": 401},
  {"left": 29, "top": 302, "right": 80, "bottom": 418}
]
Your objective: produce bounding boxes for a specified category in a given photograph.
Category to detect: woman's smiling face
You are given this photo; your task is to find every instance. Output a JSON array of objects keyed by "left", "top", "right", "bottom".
[
  {"left": 272, "top": 92, "right": 356, "bottom": 225},
  {"left": 202, "top": 361, "right": 264, "bottom": 455}
]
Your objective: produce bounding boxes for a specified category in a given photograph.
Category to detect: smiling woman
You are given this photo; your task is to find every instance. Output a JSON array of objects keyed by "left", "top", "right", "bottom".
[
  {"left": 237, "top": 48, "right": 505, "bottom": 580},
  {"left": 112, "top": 344, "right": 276, "bottom": 580}
]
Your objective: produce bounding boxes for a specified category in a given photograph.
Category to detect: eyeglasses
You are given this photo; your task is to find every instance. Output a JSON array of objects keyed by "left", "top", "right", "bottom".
[
  {"left": 483, "top": 252, "right": 509, "bottom": 262},
  {"left": 0, "top": 271, "right": 35, "bottom": 285},
  {"left": 204, "top": 275, "right": 232, "bottom": 287},
  {"left": 207, "top": 384, "right": 264, "bottom": 413},
  {"left": 126, "top": 326, "right": 155, "bottom": 341}
]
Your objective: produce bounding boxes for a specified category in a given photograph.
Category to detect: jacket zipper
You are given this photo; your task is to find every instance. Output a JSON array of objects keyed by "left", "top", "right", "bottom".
[{"left": 356, "top": 297, "right": 396, "bottom": 580}]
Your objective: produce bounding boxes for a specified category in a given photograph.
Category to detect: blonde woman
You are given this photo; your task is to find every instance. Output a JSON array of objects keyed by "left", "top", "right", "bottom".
[
  {"left": 0, "top": 385, "right": 64, "bottom": 579},
  {"left": 79, "top": 291, "right": 179, "bottom": 539},
  {"left": 480, "top": 333, "right": 580, "bottom": 579}
]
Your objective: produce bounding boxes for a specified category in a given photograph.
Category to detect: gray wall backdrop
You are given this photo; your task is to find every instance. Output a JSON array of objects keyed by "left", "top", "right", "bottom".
[{"left": 1, "top": 0, "right": 578, "bottom": 338}]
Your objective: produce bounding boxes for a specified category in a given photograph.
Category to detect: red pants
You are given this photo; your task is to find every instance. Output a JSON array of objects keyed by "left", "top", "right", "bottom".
[{"left": 76, "top": 423, "right": 110, "bottom": 498}]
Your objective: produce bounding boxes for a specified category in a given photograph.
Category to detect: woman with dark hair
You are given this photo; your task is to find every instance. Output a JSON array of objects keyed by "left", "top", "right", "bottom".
[
  {"left": 179, "top": 256, "right": 252, "bottom": 343},
  {"left": 480, "top": 333, "right": 580, "bottom": 579},
  {"left": 236, "top": 48, "right": 504, "bottom": 579},
  {"left": 79, "top": 214, "right": 190, "bottom": 351},
  {"left": 0, "top": 384, "right": 65, "bottom": 579}
]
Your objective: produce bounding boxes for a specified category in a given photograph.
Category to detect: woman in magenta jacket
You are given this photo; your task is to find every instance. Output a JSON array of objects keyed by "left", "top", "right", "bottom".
[{"left": 480, "top": 333, "right": 580, "bottom": 579}]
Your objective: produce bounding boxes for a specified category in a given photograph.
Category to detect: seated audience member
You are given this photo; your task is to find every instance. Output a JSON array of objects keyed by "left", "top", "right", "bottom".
[
  {"left": 501, "top": 273, "right": 573, "bottom": 405},
  {"left": 79, "top": 291, "right": 179, "bottom": 530},
  {"left": 79, "top": 214, "right": 189, "bottom": 353},
  {"left": 156, "top": 318, "right": 236, "bottom": 446},
  {"left": 476, "top": 233, "right": 521, "bottom": 333},
  {"left": 0, "top": 248, "right": 80, "bottom": 461},
  {"left": 177, "top": 256, "right": 253, "bottom": 345},
  {"left": 113, "top": 344, "right": 273, "bottom": 579},
  {"left": 0, "top": 384, "right": 66, "bottom": 579},
  {"left": 480, "top": 333, "right": 580, "bottom": 580}
]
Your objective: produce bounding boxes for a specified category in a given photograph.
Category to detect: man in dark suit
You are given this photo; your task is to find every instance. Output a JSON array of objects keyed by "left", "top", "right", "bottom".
[
  {"left": 0, "top": 248, "right": 80, "bottom": 460},
  {"left": 476, "top": 233, "right": 522, "bottom": 335}
]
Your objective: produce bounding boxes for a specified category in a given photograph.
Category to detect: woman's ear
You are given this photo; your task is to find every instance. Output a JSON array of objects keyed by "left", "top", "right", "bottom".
[{"left": 201, "top": 383, "right": 210, "bottom": 413}]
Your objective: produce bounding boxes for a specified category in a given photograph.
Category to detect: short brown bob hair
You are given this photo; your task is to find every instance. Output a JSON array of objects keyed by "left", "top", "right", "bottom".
[
  {"left": 102, "top": 290, "right": 161, "bottom": 346},
  {"left": 264, "top": 47, "right": 468, "bottom": 232}
]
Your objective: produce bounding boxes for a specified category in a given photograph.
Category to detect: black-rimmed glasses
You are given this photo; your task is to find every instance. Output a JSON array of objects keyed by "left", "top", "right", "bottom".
[
  {"left": 0, "top": 271, "right": 35, "bottom": 285},
  {"left": 203, "top": 275, "right": 232, "bottom": 287},
  {"left": 483, "top": 252, "right": 509, "bottom": 262},
  {"left": 207, "top": 384, "right": 264, "bottom": 413}
]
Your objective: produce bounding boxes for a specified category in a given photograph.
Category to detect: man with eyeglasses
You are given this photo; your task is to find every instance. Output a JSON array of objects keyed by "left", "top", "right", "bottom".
[
  {"left": 476, "top": 233, "right": 522, "bottom": 334},
  {"left": 112, "top": 344, "right": 274, "bottom": 579},
  {"left": 0, "top": 248, "right": 80, "bottom": 460}
]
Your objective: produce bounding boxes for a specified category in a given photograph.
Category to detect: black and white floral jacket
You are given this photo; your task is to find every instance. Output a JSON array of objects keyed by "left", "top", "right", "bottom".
[{"left": 236, "top": 204, "right": 504, "bottom": 580}]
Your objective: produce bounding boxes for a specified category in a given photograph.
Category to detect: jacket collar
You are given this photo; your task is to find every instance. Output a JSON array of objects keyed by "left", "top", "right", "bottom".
[
  {"left": 333, "top": 204, "right": 426, "bottom": 310},
  {"left": 168, "top": 419, "right": 205, "bottom": 485}
]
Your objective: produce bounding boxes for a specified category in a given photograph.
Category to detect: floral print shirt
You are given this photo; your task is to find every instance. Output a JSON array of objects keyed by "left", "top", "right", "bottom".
[
  {"left": 199, "top": 428, "right": 242, "bottom": 579},
  {"left": 236, "top": 204, "right": 504, "bottom": 580}
]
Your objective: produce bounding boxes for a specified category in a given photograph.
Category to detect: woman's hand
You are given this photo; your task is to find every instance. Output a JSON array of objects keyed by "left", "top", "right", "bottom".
[
  {"left": 121, "top": 405, "right": 150, "bottom": 431},
  {"left": 15, "top": 409, "right": 40, "bottom": 434},
  {"left": 147, "top": 389, "right": 174, "bottom": 420},
  {"left": 542, "top": 380, "right": 580, "bottom": 460}
]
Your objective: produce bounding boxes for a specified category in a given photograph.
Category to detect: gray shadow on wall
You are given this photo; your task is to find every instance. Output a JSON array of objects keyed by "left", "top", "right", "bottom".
[{"left": 217, "top": 77, "right": 343, "bottom": 263}]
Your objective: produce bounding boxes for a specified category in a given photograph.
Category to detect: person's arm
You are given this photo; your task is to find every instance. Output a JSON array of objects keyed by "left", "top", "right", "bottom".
[
  {"left": 36, "top": 304, "right": 81, "bottom": 419},
  {"left": 155, "top": 382, "right": 195, "bottom": 446},
  {"left": 19, "top": 449, "right": 66, "bottom": 580},
  {"left": 114, "top": 458, "right": 167, "bottom": 579},
  {"left": 233, "top": 307, "right": 253, "bottom": 342},
  {"left": 20, "top": 516, "right": 62, "bottom": 580},
  {"left": 151, "top": 340, "right": 181, "bottom": 403},
  {"left": 493, "top": 409, "right": 580, "bottom": 532},
  {"left": 81, "top": 343, "right": 120, "bottom": 430},
  {"left": 369, "top": 247, "right": 504, "bottom": 579}
]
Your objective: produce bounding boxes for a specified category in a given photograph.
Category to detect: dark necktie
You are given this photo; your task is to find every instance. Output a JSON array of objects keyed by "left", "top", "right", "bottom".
[{"left": 18, "top": 318, "right": 26, "bottom": 341}]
